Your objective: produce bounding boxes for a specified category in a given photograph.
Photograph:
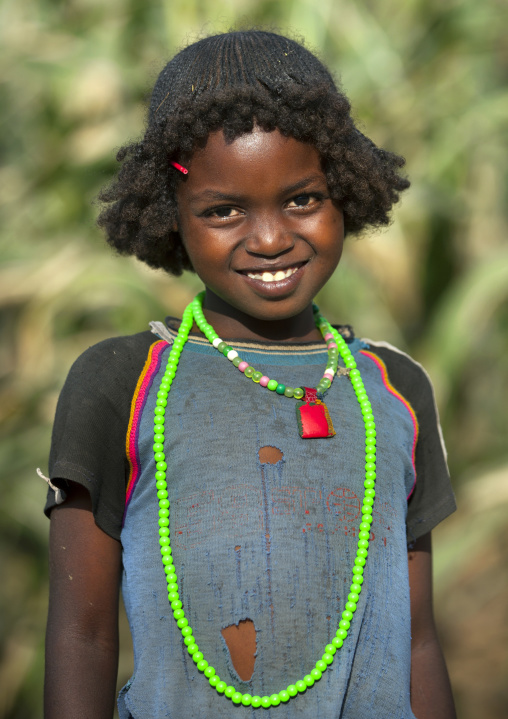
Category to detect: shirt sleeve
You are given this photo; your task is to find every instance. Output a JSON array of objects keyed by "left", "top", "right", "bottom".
[
  {"left": 365, "top": 341, "right": 457, "bottom": 545},
  {"left": 44, "top": 331, "right": 155, "bottom": 540}
]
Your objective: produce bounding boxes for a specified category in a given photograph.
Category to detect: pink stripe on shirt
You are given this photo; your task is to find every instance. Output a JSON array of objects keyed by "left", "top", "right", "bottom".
[
  {"left": 360, "top": 350, "right": 419, "bottom": 500},
  {"left": 125, "top": 340, "right": 168, "bottom": 515}
]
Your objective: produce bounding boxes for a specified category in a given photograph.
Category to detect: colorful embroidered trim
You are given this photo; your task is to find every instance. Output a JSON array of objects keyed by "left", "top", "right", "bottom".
[
  {"left": 359, "top": 350, "right": 419, "bottom": 499},
  {"left": 125, "top": 340, "right": 168, "bottom": 517}
]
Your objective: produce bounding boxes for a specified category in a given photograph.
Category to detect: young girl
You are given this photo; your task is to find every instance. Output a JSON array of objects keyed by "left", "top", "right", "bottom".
[{"left": 44, "top": 30, "right": 457, "bottom": 719}]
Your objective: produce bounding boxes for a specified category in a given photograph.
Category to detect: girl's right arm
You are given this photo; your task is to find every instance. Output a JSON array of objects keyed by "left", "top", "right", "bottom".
[{"left": 45, "top": 482, "right": 122, "bottom": 719}]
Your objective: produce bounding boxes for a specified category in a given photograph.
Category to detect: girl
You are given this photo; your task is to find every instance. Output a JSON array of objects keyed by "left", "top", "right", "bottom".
[{"left": 44, "top": 30, "right": 457, "bottom": 719}]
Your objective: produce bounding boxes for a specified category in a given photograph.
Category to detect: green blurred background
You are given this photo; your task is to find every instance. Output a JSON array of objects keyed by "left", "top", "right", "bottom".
[{"left": 1, "top": 0, "right": 507, "bottom": 716}]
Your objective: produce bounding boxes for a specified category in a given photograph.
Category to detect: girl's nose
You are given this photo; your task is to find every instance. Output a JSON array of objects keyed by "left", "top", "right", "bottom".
[{"left": 243, "top": 216, "right": 295, "bottom": 256}]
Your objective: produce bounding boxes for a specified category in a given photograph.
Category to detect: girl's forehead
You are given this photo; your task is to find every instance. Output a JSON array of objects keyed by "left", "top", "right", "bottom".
[
  {"left": 183, "top": 127, "right": 325, "bottom": 190},
  {"left": 196, "top": 126, "right": 287, "bottom": 160}
]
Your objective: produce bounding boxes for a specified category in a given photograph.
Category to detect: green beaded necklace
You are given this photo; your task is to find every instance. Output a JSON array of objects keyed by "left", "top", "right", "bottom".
[{"left": 153, "top": 293, "right": 377, "bottom": 709}]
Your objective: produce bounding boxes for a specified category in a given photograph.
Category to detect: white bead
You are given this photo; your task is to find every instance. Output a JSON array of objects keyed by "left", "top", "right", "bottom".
[
  {"left": 227, "top": 350, "right": 238, "bottom": 361},
  {"left": 212, "top": 337, "right": 223, "bottom": 348}
]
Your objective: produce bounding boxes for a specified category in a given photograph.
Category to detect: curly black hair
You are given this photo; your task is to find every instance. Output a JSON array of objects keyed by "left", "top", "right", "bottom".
[{"left": 97, "top": 31, "right": 410, "bottom": 276}]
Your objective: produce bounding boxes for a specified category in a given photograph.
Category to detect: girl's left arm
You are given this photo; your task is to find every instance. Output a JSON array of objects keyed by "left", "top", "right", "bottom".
[{"left": 408, "top": 532, "right": 456, "bottom": 719}]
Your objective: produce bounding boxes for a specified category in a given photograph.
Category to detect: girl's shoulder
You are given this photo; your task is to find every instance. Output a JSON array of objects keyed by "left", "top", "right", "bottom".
[
  {"left": 358, "top": 338, "right": 438, "bottom": 408},
  {"left": 46, "top": 329, "right": 162, "bottom": 540},
  {"left": 68, "top": 329, "right": 157, "bottom": 374},
  {"left": 55, "top": 329, "right": 162, "bottom": 408},
  {"left": 60, "top": 329, "right": 165, "bottom": 402},
  {"left": 328, "top": 325, "right": 435, "bottom": 402}
]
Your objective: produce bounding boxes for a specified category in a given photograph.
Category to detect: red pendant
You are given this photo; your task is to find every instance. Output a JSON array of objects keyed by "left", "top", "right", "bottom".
[{"left": 296, "top": 388, "right": 336, "bottom": 439}]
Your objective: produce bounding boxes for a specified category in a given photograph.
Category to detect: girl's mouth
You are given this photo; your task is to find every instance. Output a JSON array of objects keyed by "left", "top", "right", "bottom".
[
  {"left": 244, "top": 265, "right": 301, "bottom": 282},
  {"left": 237, "top": 262, "right": 308, "bottom": 298}
]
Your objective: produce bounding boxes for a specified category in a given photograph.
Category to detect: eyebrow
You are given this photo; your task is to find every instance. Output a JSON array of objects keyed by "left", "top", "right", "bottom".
[{"left": 187, "top": 174, "right": 327, "bottom": 203}]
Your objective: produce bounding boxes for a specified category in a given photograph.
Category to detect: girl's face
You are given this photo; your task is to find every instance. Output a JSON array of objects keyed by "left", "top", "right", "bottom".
[{"left": 175, "top": 126, "right": 344, "bottom": 337}]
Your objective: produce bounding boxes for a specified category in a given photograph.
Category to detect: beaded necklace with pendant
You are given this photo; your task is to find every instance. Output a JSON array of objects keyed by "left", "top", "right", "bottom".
[
  {"left": 153, "top": 292, "right": 377, "bottom": 709},
  {"left": 193, "top": 297, "right": 340, "bottom": 439}
]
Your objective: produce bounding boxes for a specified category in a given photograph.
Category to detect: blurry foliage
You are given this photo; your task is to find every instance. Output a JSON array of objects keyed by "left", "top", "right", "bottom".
[{"left": 0, "top": 0, "right": 507, "bottom": 716}]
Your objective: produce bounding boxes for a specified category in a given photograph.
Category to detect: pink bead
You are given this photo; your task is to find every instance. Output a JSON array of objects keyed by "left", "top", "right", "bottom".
[
  {"left": 238, "top": 361, "right": 249, "bottom": 373},
  {"left": 324, "top": 333, "right": 334, "bottom": 341},
  {"left": 327, "top": 342, "right": 338, "bottom": 350},
  {"left": 260, "top": 376, "right": 270, "bottom": 387},
  {"left": 324, "top": 370, "right": 334, "bottom": 379}
]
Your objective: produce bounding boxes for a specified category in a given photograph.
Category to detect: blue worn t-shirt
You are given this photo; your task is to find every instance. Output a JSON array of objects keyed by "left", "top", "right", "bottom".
[{"left": 45, "top": 325, "right": 455, "bottom": 718}]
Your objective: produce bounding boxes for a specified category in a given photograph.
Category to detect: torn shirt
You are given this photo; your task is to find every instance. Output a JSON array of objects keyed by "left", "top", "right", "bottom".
[{"left": 45, "top": 324, "right": 455, "bottom": 718}]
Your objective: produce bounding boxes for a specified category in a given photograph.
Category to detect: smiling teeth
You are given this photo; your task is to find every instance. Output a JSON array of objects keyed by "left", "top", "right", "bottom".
[{"left": 247, "top": 267, "right": 299, "bottom": 282}]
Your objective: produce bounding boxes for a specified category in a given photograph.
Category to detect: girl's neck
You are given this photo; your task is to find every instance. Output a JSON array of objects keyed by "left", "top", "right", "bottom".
[{"left": 198, "top": 290, "right": 322, "bottom": 343}]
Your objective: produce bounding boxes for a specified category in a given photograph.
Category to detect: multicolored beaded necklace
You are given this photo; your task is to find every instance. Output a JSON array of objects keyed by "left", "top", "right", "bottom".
[
  {"left": 194, "top": 297, "right": 340, "bottom": 438},
  {"left": 153, "top": 292, "right": 377, "bottom": 709}
]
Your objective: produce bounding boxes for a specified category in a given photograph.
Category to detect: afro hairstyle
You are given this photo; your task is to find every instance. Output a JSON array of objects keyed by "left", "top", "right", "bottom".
[{"left": 97, "top": 30, "right": 410, "bottom": 275}]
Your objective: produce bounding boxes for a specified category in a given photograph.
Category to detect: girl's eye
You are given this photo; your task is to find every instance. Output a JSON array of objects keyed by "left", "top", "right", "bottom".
[
  {"left": 287, "top": 193, "right": 321, "bottom": 209},
  {"left": 207, "top": 206, "right": 242, "bottom": 219}
]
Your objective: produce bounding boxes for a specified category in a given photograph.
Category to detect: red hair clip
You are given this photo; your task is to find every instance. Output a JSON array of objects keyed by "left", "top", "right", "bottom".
[{"left": 170, "top": 160, "right": 188, "bottom": 175}]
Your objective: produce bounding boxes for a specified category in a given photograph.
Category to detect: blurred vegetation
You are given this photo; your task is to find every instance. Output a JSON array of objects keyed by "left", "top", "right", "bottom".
[{"left": 1, "top": 0, "right": 507, "bottom": 717}]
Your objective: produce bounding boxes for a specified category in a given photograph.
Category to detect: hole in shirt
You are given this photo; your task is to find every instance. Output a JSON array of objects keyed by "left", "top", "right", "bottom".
[
  {"left": 221, "top": 618, "right": 257, "bottom": 681},
  {"left": 258, "top": 445, "right": 283, "bottom": 464}
]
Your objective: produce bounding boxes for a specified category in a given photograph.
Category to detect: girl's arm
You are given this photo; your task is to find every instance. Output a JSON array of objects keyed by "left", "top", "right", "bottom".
[
  {"left": 45, "top": 482, "right": 122, "bottom": 719},
  {"left": 408, "top": 531, "right": 456, "bottom": 719}
]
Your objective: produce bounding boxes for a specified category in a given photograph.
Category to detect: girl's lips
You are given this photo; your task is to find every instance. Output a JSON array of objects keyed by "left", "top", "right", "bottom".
[
  {"left": 237, "top": 262, "right": 307, "bottom": 296},
  {"left": 245, "top": 266, "right": 300, "bottom": 282}
]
